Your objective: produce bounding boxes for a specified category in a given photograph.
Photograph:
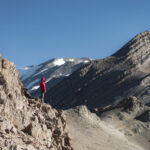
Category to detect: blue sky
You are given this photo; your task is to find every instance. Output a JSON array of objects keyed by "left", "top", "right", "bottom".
[{"left": 0, "top": 0, "right": 150, "bottom": 68}]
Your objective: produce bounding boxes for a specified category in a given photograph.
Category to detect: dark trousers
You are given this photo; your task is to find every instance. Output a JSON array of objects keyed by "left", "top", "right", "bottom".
[{"left": 40, "top": 91, "right": 45, "bottom": 102}]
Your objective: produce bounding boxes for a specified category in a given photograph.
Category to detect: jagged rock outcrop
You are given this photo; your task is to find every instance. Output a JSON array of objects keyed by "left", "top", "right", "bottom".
[
  {"left": 93, "top": 96, "right": 145, "bottom": 116},
  {"left": 0, "top": 54, "right": 73, "bottom": 150},
  {"left": 46, "top": 30, "right": 150, "bottom": 110}
]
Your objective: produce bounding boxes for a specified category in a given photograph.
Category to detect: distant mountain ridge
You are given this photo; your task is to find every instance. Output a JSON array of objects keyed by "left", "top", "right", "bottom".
[
  {"left": 18, "top": 58, "right": 91, "bottom": 97},
  {"left": 45, "top": 30, "right": 150, "bottom": 110}
]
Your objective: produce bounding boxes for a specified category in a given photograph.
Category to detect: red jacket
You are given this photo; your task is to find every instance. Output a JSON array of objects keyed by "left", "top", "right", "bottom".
[{"left": 40, "top": 77, "right": 46, "bottom": 92}]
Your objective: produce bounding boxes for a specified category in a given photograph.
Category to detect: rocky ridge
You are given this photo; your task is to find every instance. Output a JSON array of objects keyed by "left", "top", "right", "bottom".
[
  {"left": 46, "top": 30, "right": 150, "bottom": 110},
  {"left": 0, "top": 55, "right": 73, "bottom": 150}
]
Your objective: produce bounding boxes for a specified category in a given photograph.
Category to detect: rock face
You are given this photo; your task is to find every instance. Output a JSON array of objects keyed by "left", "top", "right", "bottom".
[
  {"left": 46, "top": 30, "right": 150, "bottom": 110},
  {"left": 0, "top": 55, "right": 73, "bottom": 150}
]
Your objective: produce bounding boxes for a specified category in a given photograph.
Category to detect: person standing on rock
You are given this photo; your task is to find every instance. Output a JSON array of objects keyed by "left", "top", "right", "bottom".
[{"left": 40, "top": 77, "right": 46, "bottom": 102}]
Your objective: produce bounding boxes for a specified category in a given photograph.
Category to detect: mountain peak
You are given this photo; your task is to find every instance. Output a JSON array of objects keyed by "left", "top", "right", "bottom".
[
  {"left": 114, "top": 30, "right": 150, "bottom": 59},
  {"left": 134, "top": 30, "right": 150, "bottom": 40}
]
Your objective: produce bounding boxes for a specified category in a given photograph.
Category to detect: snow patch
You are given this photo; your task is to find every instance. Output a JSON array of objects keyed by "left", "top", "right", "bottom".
[
  {"left": 53, "top": 59, "right": 65, "bottom": 66},
  {"left": 76, "top": 59, "right": 89, "bottom": 64},
  {"left": 68, "top": 59, "right": 75, "bottom": 62},
  {"left": 84, "top": 60, "right": 89, "bottom": 63},
  {"left": 22, "top": 67, "right": 30, "bottom": 70},
  {"left": 30, "top": 85, "right": 40, "bottom": 91}
]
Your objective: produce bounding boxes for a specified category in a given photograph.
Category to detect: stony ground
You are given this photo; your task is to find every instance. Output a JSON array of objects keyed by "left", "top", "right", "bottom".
[{"left": 64, "top": 97, "right": 150, "bottom": 150}]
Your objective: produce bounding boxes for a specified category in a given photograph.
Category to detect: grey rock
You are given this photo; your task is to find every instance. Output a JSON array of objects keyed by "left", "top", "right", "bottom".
[{"left": 46, "top": 30, "right": 150, "bottom": 110}]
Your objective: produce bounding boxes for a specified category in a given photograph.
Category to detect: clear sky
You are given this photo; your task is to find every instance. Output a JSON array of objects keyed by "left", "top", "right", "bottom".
[{"left": 0, "top": 0, "right": 150, "bottom": 68}]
